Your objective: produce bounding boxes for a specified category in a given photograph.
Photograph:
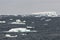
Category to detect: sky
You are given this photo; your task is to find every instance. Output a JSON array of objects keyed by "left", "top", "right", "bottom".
[{"left": 0, "top": 0, "right": 60, "bottom": 15}]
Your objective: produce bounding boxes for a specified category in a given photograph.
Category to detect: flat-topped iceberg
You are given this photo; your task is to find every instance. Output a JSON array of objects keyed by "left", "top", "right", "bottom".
[
  {"left": 3, "top": 28, "right": 37, "bottom": 32},
  {"left": 5, "top": 34, "right": 17, "bottom": 38},
  {"left": 10, "top": 19, "right": 25, "bottom": 24},
  {"left": 0, "top": 21, "right": 6, "bottom": 23},
  {"left": 32, "top": 12, "right": 58, "bottom": 17}
]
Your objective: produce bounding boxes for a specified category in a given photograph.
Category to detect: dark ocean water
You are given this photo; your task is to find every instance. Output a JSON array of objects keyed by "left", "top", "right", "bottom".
[{"left": 0, "top": 15, "right": 60, "bottom": 40}]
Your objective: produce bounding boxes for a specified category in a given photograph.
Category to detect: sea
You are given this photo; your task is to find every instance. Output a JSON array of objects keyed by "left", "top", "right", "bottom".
[{"left": 0, "top": 15, "right": 60, "bottom": 40}]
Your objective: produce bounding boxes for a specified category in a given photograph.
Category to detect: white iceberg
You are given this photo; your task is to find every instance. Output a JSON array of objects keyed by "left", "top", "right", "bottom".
[
  {"left": 10, "top": 19, "right": 25, "bottom": 24},
  {"left": 8, "top": 28, "right": 30, "bottom": 32},
  {"left": 0, "top": 21, "right": 6, "bottom": 23},
  {"left": 27, "top": 26, "right": 35, "bottom": 28},
  {"left": 3, "top": 28, "right": 37, "bottom": 32},
  {"left": 32, "top": 12, "right": 58, "bottom": 17},
  {"left": 5, "top": 34, "right": 17, "bottom": 38}
]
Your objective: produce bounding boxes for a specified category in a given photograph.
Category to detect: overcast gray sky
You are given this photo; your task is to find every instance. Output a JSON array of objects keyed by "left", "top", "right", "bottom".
[{"left": 0, "top": 0, "right": 60, "bottom": 15}]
